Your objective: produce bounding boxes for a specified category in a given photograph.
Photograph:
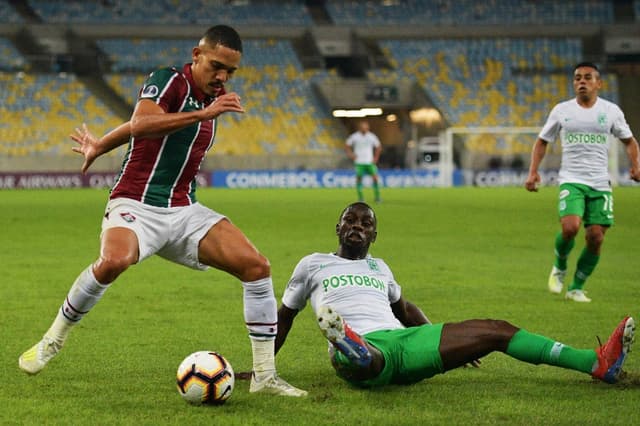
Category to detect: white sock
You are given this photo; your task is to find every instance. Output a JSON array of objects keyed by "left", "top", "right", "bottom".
[
  {"left": 242, "top": 277, "right": 277, "bottom": 377},
  {"left": 45, "top": 265, "right": 109, "bottom": 346},
  {"left": 242, "top": 277, "right": 277, "bottom": 339}
]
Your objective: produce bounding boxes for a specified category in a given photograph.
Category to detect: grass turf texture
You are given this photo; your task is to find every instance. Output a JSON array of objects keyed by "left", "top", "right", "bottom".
[{"left": 2, "top": 187, "right": 639, "bottom": 425}]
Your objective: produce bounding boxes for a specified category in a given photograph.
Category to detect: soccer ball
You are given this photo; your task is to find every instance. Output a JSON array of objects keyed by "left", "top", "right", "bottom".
[{"left": 176, "top": 351, "right": 235, "bottom": 405}]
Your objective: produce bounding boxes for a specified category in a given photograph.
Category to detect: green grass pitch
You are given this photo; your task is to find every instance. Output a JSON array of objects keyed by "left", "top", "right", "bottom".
[{"left": 2, "top": 186, "right": 639, "bottom": 425}]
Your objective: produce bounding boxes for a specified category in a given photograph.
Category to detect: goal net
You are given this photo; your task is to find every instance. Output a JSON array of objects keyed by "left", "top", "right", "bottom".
[{"left": 438, "top": 127, "right": 626, "bottom": 187}]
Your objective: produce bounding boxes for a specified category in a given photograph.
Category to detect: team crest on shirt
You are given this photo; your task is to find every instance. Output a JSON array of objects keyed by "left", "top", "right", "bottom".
[
  {"left": 366, "top": 258, "right": 380, "bottom": 272},
  {"left": 120, "top": 212, "right": 136, "bottom": 223},
  {"left": 141, "top": 84, "right": 159, "bottom": 98},
  {"left": 597, "top": 113, "right": 607, "bottom": 128}
]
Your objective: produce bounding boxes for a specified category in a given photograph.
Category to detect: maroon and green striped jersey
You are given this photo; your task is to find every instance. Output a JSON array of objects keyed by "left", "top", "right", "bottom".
[{"left": 110, "top": 64, "right": 223, "bottom": 207}]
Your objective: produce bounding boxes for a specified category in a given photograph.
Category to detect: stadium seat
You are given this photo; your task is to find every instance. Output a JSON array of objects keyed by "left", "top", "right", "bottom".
[
  {"left": 28, "top": 0, "right": 312, "bottom": 25},
  {"left": 325, "top": 0, "right": 614, "bottom": 26},
  {"left": 0, "top": 0, "right": 23, "bottom": 23},
  {"left": 369, "top": 37, "right": 619, "bottom": 156},
  {"left": 0, "top": 72, "right": 122, "bottom": 156},
  {"left": 0, "top": 38, "right": 27, "bottom": 71},
  {"left": 371, "top": 37, "right": 619, "bottom": 128}
]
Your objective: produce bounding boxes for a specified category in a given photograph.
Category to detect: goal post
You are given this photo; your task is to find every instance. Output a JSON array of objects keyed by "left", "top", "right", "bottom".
[{"left": 438, "top": 127, "right": 625, "bottom": 187}]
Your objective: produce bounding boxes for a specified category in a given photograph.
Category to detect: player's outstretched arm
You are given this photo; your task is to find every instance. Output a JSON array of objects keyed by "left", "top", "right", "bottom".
[
  {"left": 373, "top": 144, "right": 382, "bottom": 164},
  {"left": 345, "top": 144, "right": 355, "bottom": 161},
  {"left": 621, "top": 137, "right": 640, "bottom": 181},
  {"left": 525, "top": 138, "right": 548, "bottom": 191},
  {"left": 71, "top": 122, "right": 131, "bottom": 174},
  {"left": 275, "top": 304, "right": 299, "bottom": 355},
  {"left": 390, "top": 296, "right": 430, "bottom": 327},
  {"left": 129, "top": 93, "right": 244, "bottom": 139}
]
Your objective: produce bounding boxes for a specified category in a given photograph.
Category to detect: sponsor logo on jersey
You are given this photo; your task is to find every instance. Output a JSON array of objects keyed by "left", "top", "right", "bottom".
[
  {"left": 322, "top": 274, "right": 386, "bottom": 292},
  {"left": 559, "top": 189, "right": 570, "bottom": 199},
  {"left": 565, "top": 132, "right": 607, "bottom": 144},
  {"left": 141, "top": 84, "right": 159, "bottom": 98}
]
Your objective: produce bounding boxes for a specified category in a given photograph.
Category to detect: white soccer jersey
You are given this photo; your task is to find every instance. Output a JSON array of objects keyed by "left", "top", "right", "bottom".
[
  {"left": 346, "top": 131, "right": 381, "bottom": 165},
  {"left": 538, "top": 97, "right": 633, "bottom": 190},
  {"left": 282, "top": 253, "right": 404, "bottom": 335}
]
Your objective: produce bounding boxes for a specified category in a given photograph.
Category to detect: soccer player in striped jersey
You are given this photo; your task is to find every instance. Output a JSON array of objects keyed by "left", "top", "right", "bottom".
[
  {"left": 18, "top": 25, "right": 305, "bottom": 397},
  {"left": 525, "top": 62, "right": 640, "bottom": 302},
  {"left": 272, "top": 202, "right": 634, "bottom": 387}
]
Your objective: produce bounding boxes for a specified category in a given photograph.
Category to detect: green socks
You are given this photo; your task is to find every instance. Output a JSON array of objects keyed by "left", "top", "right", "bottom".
[
  {"left": 373, "top": 181, "right": 380, "bottom": 202},
  {"left": 506, "top": 329, "right": 597, "bottom": 375},
  {"left": 568, "top": 248, "right": 600, "bottom": 291},
  {"left": 554, "top": 232, "right": 575, "bottom": 271},
  {"left": 552, "top": 232, "right": 600, "bottom": 291},
  {"left": 356, "top": 182, "right": 380, "bottom": 202}
]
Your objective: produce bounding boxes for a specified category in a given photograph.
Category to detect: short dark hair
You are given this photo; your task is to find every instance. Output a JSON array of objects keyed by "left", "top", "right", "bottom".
[
  {"left": 339, "top": 202, "right": 376, "bottom": 225},
  {"left": 202, "top": 25, "right": 242, "bottom": 53},
  {"left": 574, "top": 61, "right": 599, "bottom": 72}
]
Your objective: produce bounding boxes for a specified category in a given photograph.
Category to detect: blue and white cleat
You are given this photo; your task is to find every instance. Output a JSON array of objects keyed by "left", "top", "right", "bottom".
[{"left": 317, "top": 305, "right": 372, "bottom": 368}]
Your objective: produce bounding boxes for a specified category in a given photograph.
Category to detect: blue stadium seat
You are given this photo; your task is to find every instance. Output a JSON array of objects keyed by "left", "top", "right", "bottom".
[
  {"left": 326, "top": 0, "right": 613, "bottom": 26},
  {"left": 369, "top": 38, "right": 622, "bottom": 129},
  {"left": 29, "top": 0, "right": 312, "bottom": 25},
  {"left": 0, "top": 0, "right": 23, "bottom": 23},
  {"left": 0, "top": 38, "right": 27, "bottom": 71},
  {"left": 0, "top": 72, "right": 122, "bottom": 156},
  {"left": 97, "top": 39, "right": 192, "bottom": 72}
]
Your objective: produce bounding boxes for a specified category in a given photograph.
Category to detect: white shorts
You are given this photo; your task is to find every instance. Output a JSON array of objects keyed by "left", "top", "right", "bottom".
[{"left": 101, "top": 198, "right": 226, "bottom": 270}]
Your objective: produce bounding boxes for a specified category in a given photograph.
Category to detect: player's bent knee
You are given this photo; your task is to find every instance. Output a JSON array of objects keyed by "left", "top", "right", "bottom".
[
  {"left": 562, "top": 226, "right": 580, "bottom": 239},
  {"left": 585, "top": 230, "right": 605, "bottom": 248},
  {"left": 485, "top": 319, "right": 519, "bottom": 337},
  {"left": 95, "top": 254, "right": 136, "bottom": 282},
  {"left": 238, "top": 255, "right": 271, "bottom": 282}
]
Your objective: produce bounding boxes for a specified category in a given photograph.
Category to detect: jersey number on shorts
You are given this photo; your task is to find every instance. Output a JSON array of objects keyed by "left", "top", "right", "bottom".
[{"left": 602, "top": 194, "right": 613, "bottom": 213}]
